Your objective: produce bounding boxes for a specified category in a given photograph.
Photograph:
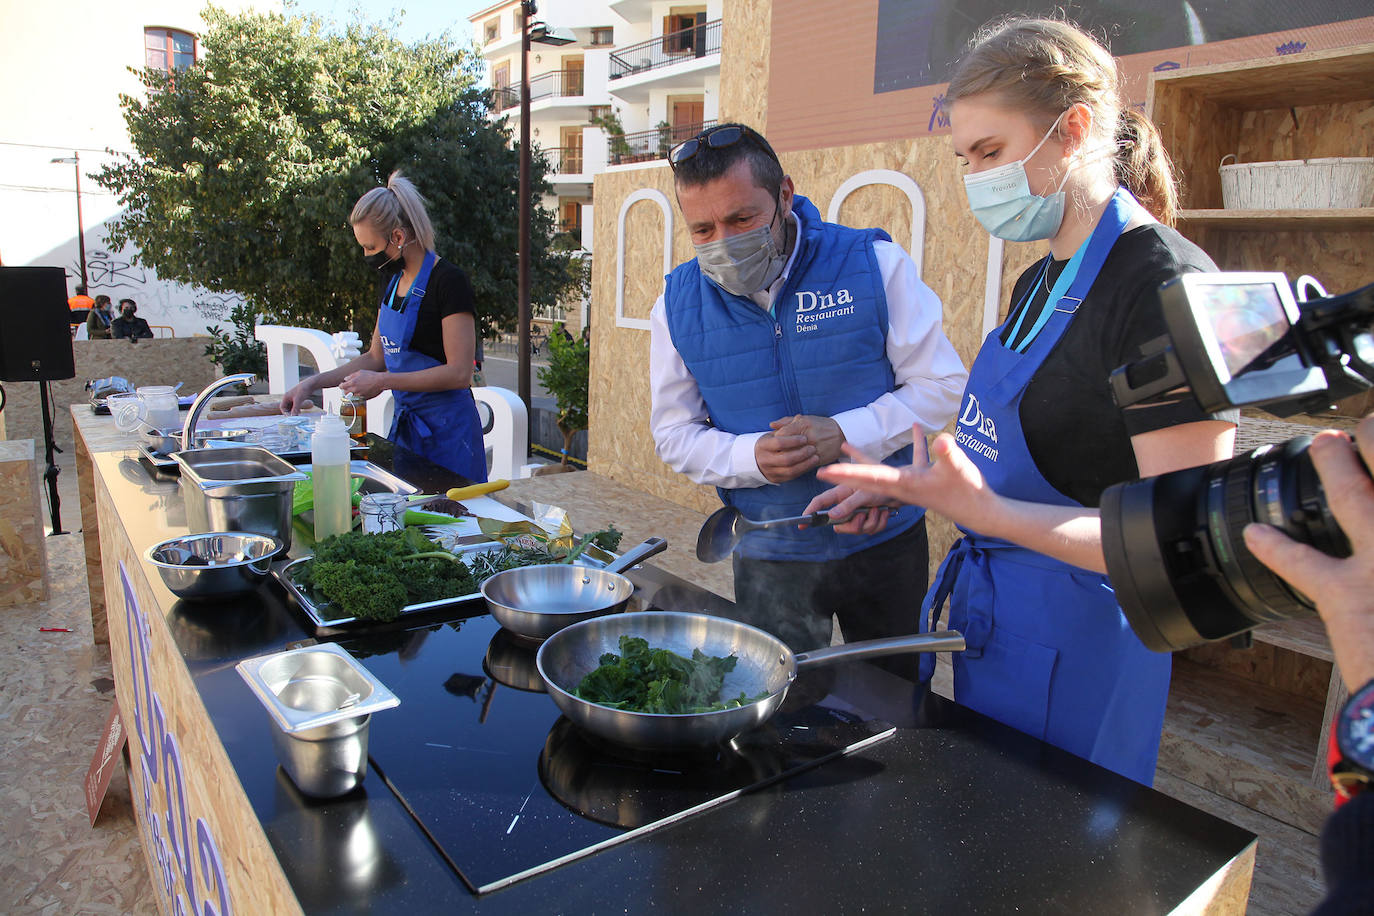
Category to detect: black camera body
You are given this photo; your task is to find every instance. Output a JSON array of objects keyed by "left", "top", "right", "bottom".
[{"left": 1103, "top": 273, "right": 1374, "bottom": 652}]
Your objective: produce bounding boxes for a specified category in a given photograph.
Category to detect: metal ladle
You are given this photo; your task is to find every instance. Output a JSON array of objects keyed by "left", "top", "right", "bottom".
[
  {"left": 695, "top": 505, "right": 898, "bottom": 563},
  {"left": 695, "top": 506, "right": 837, "bottom": 563}
]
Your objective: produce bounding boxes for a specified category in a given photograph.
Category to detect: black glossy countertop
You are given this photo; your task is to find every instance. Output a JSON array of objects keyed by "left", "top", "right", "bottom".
[{"left": 95, "top": 438, "right": 1256, "bottom": 914}]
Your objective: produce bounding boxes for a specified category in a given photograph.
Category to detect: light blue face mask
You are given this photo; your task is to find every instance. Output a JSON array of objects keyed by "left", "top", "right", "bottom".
[{"left": 962, "top": 112, "right": 1073, "bottom": 242}]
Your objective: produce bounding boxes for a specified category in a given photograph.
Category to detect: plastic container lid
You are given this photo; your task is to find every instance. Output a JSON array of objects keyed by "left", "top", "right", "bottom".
[{"left": 312, "top": 414, "right": 350, "bottom": 439}]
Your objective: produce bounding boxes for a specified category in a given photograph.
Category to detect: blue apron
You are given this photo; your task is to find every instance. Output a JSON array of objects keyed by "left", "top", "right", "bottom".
[
  {"left": 377, "top": 251, "right": 487, "bottom": 482},
  {"left": 920, "top": 188, "right": 1170, "bottom": 784}
]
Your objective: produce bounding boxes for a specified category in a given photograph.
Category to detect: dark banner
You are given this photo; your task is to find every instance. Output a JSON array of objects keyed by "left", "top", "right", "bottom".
[{"left": 875, "top": 0, "right": 1374, "bottom": 93}]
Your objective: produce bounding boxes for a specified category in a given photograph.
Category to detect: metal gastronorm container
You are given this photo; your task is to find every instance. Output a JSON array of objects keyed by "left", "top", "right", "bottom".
[{"left": 174, "top": 446, "right": 307, "bottom": 553}]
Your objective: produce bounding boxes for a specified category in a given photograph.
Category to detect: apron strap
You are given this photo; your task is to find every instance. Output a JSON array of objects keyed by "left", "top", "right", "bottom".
[
  {"left": 989, "top": 188, "right": 1140, "bottom": 404},
  {"left": 393, "top": 403, "right": 435, "bottom": 441}
]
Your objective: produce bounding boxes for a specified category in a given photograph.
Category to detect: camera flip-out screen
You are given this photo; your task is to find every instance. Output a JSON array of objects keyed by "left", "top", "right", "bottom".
[
  {"left": 1190, "top": 275, "right": 1293, "bottom": 381},
  {"left": 1158, "top": 271, "right": 1326, "bottom": 413}
]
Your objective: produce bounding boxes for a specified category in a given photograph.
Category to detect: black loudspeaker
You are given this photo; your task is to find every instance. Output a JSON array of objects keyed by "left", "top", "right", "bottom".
[{"left": 0, "top": 266, "right": 76, "bottom": 382}]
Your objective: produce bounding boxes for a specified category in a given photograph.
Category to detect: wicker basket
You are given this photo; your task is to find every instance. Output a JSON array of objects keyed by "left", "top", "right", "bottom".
[{"left": 1218, "top": 155, "right": 1374, "bottom": 210}]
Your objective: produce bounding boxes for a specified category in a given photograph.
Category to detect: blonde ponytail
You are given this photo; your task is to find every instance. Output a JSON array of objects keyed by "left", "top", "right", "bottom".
[{"left": 349, "top": 170, "right": 437, "bottom": 251}]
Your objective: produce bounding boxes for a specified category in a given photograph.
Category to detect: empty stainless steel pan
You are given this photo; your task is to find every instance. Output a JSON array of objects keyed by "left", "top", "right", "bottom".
[
  {"left": 480, "top": 537, "right": 668, "bottom": 641},
  {"left": 536, "top": 611, "right": 965, "bottom": 750}
]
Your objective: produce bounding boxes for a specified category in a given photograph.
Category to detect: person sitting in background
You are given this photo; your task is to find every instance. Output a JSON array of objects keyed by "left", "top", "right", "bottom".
[
  {"left": 1244, "top": 416, "right": 1374, "bottom": 915},
  {"left": 86, "top": 295, "right": 114, "bottom": 339},
  {"left": 111, "top": 298, "right": 154, "bottom": 341}
]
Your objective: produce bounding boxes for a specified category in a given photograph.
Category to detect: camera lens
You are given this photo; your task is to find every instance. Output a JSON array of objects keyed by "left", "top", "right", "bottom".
[{"left": 1102, "top": 435, "right": 1348, "bottom": 652}]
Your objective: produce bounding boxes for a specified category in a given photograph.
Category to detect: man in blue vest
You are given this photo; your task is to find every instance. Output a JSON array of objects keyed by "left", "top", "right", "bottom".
[{"left": 649, "top": 123, "right": 966, "bottom": 678}]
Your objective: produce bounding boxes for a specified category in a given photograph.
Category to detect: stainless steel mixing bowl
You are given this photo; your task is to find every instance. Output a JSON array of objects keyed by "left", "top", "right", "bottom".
[{"left": 144, "top": 532, "right": 281, "bottom": 600}]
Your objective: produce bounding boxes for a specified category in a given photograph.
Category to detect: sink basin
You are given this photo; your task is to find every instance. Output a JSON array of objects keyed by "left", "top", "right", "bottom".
[
  {"left": 173, "top": 446, "right": 308, "bottom": 553},
  {"left": 295, "top": 461, "right": 421, "bottom": 497}
]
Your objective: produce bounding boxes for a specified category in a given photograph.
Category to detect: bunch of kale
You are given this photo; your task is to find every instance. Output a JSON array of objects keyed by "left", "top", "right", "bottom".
[
  {"left": 303, "top": 528, "right": 475, "bottom": 622},
  {"left": 574, "top": 635, "right": 763, "bottom": 714}
]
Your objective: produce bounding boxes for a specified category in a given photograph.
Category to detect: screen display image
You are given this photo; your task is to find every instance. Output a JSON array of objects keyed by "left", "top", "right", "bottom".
[{"left": 1194, "top": 281, "right": 1292, "bottom": 379}]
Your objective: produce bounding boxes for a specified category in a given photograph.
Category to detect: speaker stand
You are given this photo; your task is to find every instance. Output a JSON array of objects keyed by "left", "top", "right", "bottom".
[{"left": 38, "top": 381, "right": 68, "bottom": 536}]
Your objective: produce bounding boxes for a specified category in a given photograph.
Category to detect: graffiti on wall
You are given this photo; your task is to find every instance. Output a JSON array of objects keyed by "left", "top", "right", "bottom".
[{"left": 70, "top": 232, "right": 245, "bottom": 337}]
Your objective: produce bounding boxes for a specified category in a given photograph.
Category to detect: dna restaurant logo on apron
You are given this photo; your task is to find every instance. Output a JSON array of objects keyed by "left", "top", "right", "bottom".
[
  {"left": 955, "top": 393, "right": 999, "bottom": 462},
  {"left": 793, "top": 287, "right": 856, "bottom": 334}
]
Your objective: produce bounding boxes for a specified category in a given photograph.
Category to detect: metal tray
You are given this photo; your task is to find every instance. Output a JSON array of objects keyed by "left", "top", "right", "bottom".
[
  {"left": 91, "top": 395, "right": 194, "bottom": 416},
  {"left": 137, "top": 442, "right": 369, "bottom": 473},
  {"left": 276, "top": 540, "right": 618, "bottom": 630}
]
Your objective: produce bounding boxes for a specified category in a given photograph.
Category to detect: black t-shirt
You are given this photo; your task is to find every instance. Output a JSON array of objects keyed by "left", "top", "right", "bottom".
[
  {"left": 996, "top": 223, "right": 1238, "bottom": 507},
  {"left": 383, "top": 257, "right": 476, "bottom": 365}
]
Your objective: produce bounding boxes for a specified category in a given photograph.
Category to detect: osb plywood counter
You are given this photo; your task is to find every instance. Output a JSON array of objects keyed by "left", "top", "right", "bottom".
[{"left": 75, "top": 418, "right": 1257, "bottom": 914}]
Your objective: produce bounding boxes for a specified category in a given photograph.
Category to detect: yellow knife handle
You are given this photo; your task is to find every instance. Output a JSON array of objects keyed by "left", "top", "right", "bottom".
[{"left": 446, "top": 480, "right": 510, "bottom": 500}]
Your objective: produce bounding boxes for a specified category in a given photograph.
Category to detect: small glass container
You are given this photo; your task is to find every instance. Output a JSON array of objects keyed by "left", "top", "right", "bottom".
[
  {"left": 107, "top": 392, "right": 144, "bottom": 434},
  {"left": 137, "top": 385, "right": 181, "bottom": 431},
  {"left": 341, "top": 394, "right": 368, "bottom": 441},
  {"left": 359, "top": 493, "right": 408, "bottom": 534},
  {"left": 276, "top": 416, "right": 316, "bottom": 451}
]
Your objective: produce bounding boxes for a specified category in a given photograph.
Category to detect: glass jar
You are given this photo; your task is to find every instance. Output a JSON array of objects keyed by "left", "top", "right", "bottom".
[
  {"left": 341, "top": 394, "right": 368, "bottom": 441},
  {"left": 137, "top": 385, "right": 181, "bottom": 432},
  {"left": 359, "top": 493, "right": 408, "bottom": 534}
]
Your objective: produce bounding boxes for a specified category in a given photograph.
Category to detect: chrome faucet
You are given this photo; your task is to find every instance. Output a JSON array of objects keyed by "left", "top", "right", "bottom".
[{"left": 181, "top": 373, "right": 257, "bottom": 451}]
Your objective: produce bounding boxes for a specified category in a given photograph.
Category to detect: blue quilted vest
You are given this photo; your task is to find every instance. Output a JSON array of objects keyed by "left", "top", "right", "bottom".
[{"left": 664, "top": 195, "right": 921, "bottom": 561}]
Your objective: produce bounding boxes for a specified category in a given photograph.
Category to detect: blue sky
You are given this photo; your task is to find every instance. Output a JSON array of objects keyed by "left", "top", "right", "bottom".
[{"left": 286, "top": 0, "right": 495, "bottom": 46}]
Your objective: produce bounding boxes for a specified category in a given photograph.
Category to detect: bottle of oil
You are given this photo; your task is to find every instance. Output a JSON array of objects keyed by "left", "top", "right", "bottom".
[{"left": 311, "top": 415, "right": 353, "bottom": 541}]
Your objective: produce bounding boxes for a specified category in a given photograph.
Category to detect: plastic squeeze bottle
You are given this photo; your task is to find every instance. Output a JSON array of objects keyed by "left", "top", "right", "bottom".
[{"left": 311, "top": 415, "right": 353, "bottom": 541}]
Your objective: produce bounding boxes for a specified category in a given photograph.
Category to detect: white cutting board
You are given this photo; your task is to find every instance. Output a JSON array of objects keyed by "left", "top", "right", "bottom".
[{"left": 423, "top": 494, "right": 534, "bottom": 538}]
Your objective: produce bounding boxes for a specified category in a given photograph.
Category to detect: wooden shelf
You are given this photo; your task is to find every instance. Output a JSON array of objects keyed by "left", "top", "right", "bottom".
[
  {"left": 1149, "top": 43, "right": 1374, "bottom": 111},
  {"left": 1252, "top": 617, "right": 1334, "bottom": 663},
  {"left": 1159, "top": 659, "right": 1330, "bottom": 834},
  {"left": 1176, "top": 207, "right": 1374, "bottom": 231}
]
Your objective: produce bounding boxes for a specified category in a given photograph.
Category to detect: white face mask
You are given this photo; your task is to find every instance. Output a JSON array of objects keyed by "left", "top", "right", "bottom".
[
  {"left": 693, "top": 199, "right": 788, "bottom": 297},
  {"left": 962, "top": 111, "right": 1074, "bottom": 242}
]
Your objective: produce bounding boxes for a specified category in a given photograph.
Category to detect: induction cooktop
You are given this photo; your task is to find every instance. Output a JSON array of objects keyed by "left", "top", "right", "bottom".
[{"left": 342, "top": 614, "right": 895, "bottom": 895}]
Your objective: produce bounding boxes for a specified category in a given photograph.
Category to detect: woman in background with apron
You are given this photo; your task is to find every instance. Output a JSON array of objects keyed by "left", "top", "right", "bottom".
[
  {"left": 283, "top": 171, "right": 487, "bottom": 482},
  {"left": 807, "top": 17, "right": 1236, "bottom": 784}
]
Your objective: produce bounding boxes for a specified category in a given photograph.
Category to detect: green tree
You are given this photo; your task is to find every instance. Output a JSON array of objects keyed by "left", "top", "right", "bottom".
[
  {"left": 96, "top": 7, "right": 577, "bottom": 338},
  {"left": 537, "top": 324, "right": 589, "bottom": 466}
]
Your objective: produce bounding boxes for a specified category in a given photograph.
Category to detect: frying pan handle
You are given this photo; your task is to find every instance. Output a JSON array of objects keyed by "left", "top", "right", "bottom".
[
  {"left": 604, "top": 537, "right": 668, "bottom": 575},
  {"left": 794, "top": 630, "right": 966, "bottom": 670}
]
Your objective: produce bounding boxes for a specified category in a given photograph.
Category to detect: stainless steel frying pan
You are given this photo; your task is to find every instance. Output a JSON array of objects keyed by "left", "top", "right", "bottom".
[
  {"left": 480, "top": 537, "right": 668, "bottom": 641},
  {"left": 536, "top": 611, "right": 965, "bottom": 750}
]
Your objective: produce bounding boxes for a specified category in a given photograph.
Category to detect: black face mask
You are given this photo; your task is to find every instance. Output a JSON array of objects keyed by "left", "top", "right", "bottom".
[{"left": 364, "top": 247, "right": 405, "bottom": 275}]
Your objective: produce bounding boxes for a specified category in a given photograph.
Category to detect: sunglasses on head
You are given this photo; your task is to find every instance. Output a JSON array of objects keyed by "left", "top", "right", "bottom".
[{"left": 668, "top": 124, "right": 780, "bottom": 170}]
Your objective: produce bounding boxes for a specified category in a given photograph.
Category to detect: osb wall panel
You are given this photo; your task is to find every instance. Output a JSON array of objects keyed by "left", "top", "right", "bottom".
[
  {"left": 0, "top": 440, "right": 48, "bottom": 607},
  {"left": 719, "top": 0, "right": 771, "bottom": 127},
  {"left": 1196, "top": 228, "right": 1374, "bottom": 301},
  {"left": 96, "top": 471, "right": 303, "bottom": 916},
  {"left": 1237, "top": 101, "right": 1374, "bottom": 164},
  {"left": 588, "top": 134, "right": 1051, "bottom": 567},
  {"left": 623, "top": 200, "right": 667, "bottom": 324},
  {"left": 589, "top": 165, "right": 717, "bottom": 515},
  {"left": 1, "top": 337, "right": 219, "bottom": 447}
]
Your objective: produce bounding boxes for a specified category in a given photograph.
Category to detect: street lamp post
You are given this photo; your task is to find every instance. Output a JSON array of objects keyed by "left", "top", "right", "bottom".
[
  {"left": 50, "top": 152, "right": 88, "bottom": 290},
  {"left": 518, "top": 0, "right": 534, "bottom": 412},
  {"left": 516, "top": 1, "right": 575, "bottom": 413}
]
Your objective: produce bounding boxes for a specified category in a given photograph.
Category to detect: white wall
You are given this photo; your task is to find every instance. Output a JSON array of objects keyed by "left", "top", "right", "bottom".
[{"left": 0, "top": 0, "right": 279, "bottom": 338}]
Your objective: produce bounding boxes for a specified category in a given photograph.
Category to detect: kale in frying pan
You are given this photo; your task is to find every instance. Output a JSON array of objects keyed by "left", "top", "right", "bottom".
[{"left": 574, "top": 635, "right": 766, "bottom": 713}]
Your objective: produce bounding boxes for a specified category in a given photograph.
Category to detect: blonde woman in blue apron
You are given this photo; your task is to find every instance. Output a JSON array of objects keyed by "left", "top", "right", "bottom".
[
  {"left": 282, "top": 172, "right": 487, "bottom": 482},
  {"left": 806, "top": 18, "right": 1237, "bottom": 784}
]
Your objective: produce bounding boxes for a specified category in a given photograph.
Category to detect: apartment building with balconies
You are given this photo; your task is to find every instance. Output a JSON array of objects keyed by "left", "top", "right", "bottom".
[{"left": 469, "top": 0, "right": 722, "bottom": 324}]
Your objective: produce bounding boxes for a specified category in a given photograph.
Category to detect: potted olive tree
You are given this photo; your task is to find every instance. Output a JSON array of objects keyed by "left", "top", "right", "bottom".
[{"left": 536, "top": 323, "right": 589, "bottom": 469}]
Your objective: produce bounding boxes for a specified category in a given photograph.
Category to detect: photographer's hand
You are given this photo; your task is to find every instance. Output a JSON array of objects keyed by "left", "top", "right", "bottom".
[{"left": 1244, "top": 417, "right": 1374, "bottom": 690}]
